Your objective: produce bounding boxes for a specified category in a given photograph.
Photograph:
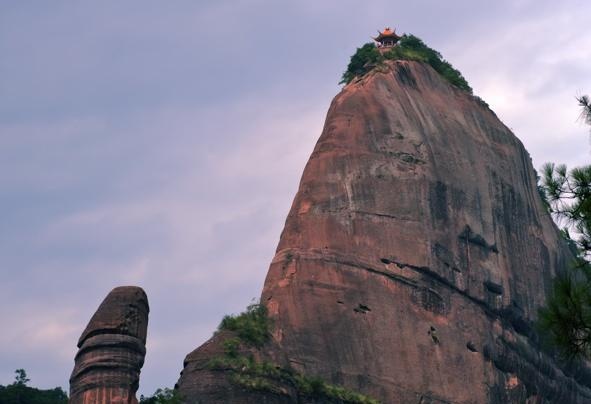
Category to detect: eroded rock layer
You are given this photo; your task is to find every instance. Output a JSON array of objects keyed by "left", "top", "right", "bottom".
[
  {"left": 178, "top": 61, "right": 591, "bottom": 403},
  {"left": 69, "top": 286, "right": 149, "bottom": 404}
]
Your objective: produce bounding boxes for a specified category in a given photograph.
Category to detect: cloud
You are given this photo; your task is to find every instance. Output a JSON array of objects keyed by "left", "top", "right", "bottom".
[
  {"left": 445, "top": 1, "right": 591, "bottom": 169},
  {"left": 0, "top": 80, "right": 323, "bottom": 393}
]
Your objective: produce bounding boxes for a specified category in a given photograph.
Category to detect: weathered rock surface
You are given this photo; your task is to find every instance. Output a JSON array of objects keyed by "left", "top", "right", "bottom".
[
  {"left": 69, "top": 286, "right": 149, "bottom": 404},
  {"left": 178, "top": 60, "right": 591, "bottom": 403}
]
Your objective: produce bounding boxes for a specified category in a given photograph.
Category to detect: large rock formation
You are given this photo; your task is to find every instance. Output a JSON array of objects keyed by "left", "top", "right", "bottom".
[
  {"left": 70, "top": 286, "right": 149, "bottom": 404},
  {"left": 177, "top": 60, "right": 591, "bottom": 403}
]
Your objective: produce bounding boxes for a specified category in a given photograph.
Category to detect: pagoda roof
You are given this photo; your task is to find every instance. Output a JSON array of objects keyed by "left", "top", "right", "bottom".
[{"left": 373, "top": 27, "right": 401, "bottom": 42}]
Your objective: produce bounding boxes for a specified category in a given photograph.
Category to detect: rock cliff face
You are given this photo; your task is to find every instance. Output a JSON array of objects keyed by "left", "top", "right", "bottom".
[
  {"left": 177, "top": 60, "right": 591, "bottom": 403},
  {"left": 69, "top": 286, "right": 149, "bottom": 404}
]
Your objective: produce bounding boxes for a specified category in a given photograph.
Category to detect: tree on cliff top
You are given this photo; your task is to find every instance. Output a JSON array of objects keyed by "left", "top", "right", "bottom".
[
  {"left": 340, "top": 34, "right": 472, "bottom": 93},
  {"left": 340, "top": 43, "right": 384, "bottom": 85},
  {"left": 538, "top": 96, "right": 591, "bottom": 360}
]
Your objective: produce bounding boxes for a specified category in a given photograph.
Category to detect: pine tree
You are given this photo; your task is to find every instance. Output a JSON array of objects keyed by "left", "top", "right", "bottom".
[{"left": 538, "top": 96, "right": 591, "bottom": 359}]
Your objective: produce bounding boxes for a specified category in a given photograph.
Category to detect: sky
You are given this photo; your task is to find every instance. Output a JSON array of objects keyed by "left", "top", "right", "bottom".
[{"left": 1, "top": 0, "right": 591, "bottom": 397}]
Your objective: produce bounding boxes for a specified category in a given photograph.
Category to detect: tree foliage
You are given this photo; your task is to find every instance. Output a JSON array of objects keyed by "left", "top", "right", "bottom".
[
  {"left": 578, "top": 95, "right": 591, "bottom": 128},
  {"left": 14, "top": 370, "right": 30, "bottom": 386},
  {"left": 541, "top": 163, "right": 591, "bottom": 255},
  {"left": 538, "top": 260, "right": 591, "bottom": 359},
  {"left": 340, "top": 43, "right": 384, "bottom": 85},
  {"left": 139, "top": 388, "right": 182, "bottom": 404},
  {"left": 208, "top": 302, "right": 380, "bottom": 403},
  {"left": 340, "top": 35, "right": 472, "bottom": 93},
  {"left": 0, "top": 369, "right": 67, "bottom": 404},
  {"left": 538, "top": 96, "right": 591, "bottom": 359},
  {"left": 384, "top": 35, "right": 472, "bottom": 92},
  {"left": 218, "top": 303, "right": 270, "bottom": 347}
]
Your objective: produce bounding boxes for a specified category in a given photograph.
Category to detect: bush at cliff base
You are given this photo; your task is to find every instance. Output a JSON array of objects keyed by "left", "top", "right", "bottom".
[
  {"left": 340, "top": 34, "right": 472, "bottom": 94},
  {"left": 139, "top": 388, "right": 182, "bottom": 404}
]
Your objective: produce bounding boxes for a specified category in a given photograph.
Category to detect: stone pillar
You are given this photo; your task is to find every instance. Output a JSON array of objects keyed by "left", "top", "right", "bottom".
[{"left": 69, "top": 286, "right": 149, "bottom": 404}]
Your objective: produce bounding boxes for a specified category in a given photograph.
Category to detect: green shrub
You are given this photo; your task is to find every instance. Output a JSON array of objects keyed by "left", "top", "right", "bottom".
[
  {"left": 218, "top": 303, "right": 270, "bottom": 347},
  {"left": 208, "top": 353, "right": 379, "bottom": 403},
  {"left": 207, "top": 353, "right": 252, "bottom": 370},
  {"left": 139, "top": 388, "right": 182, "bottom": 404},
  {"left": 340, "top": 43, "right": 384, "bottom": 85},
  {"left": 229, "top": 374, "right": 276, "bottom": 393},
  {"left": 293, "top": 373, "right": 379, "bottom": 404},
  {"left": 222, "top": 337, "right": 241, "bottom": 358},
  {"left": 213, "top": 303, "right": 379, "bottom": 402},
  {"left": 293, "top": 374, "right": 326, "bottom": 396},
  {"left": 340, "top": 34, "right": 472, "bottom": 94},
  {"left": 384, "top": 35, "right": 471, "bottom": 92}
]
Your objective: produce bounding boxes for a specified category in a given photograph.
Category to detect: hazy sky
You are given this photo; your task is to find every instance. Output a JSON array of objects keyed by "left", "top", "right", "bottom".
[{"left": 1, "top": 0, "right": 590, "bottom": 396}]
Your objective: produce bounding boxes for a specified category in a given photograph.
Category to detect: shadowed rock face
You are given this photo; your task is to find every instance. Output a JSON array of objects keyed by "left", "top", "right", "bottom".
[
  {"left": 177, "top": 61, "right": 591, "bottom": 403},
  {"left": 69, "top": 286, "right": 149, "bottom": 404}
]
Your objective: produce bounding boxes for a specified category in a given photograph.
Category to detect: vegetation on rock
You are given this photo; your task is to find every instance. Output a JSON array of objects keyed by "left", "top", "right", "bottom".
[
  {"left": 139, "top": 388, "right": 182, "bottom": 404},
  {"left": 208, "top": 353, "right": 379, "bottom": 403},
  {"left": 340, "top": 34, "right": 472, "bottom": 93},
  {"left": 210, "top": 303, "right": 380, "bottom": 403},
  {"left": 340, "top": 43, "right": 385, "bottom": 86},
  {"left": 218, "top": 303, "right": 271, "bottom": 347},
  {"left": 0, "top": 369, "right": 68, "bottom": 404},
  {"left": 538, "top": 95, "right": 591, "bottom": 359}
]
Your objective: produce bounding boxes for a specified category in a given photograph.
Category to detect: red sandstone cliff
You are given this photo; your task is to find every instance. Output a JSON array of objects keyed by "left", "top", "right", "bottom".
[
  {"left": 70, "top": 286, "right": 149, "bottom": 404},
  {"left": 177, "top": 60, "right": 591, "bottom": 403}
]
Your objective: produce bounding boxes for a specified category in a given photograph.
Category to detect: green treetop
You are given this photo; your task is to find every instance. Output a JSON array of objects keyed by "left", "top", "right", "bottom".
[{"left": 340, "top": 34, "right": 472, "bottom": 93}]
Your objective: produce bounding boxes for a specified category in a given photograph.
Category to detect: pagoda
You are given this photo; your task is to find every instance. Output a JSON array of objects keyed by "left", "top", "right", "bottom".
[{"left": 373, "top": 27, "right": 401, "bottom": 48}]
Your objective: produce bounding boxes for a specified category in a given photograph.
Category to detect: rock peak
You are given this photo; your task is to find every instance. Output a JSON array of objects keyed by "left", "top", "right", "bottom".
[
  {"left": 69, "top": 286, "right": 149, "bottom": 404},
  {"left": 177, "top": 60, "right": 591, "bottom": 402}
]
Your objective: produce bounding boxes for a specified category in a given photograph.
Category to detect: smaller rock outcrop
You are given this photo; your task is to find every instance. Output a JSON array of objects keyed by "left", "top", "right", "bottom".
[{"left": 69, "top": 286, "right": 149, "bottom": 404}]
